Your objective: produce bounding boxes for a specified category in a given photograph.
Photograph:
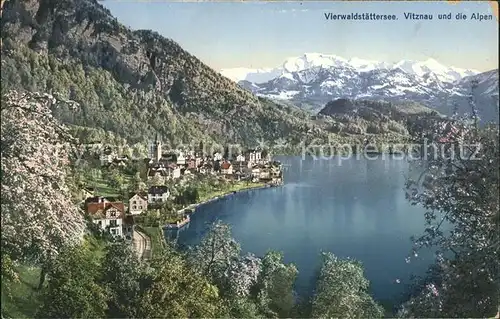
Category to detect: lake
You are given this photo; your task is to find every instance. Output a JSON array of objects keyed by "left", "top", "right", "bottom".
[{"left": 167, "top": 155, "right": 435, "bottom": 305}]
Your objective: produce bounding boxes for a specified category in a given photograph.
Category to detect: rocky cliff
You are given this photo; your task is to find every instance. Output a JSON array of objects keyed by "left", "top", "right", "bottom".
[{"left": 1, "top": 0, "right": 329, "bottom": 148}]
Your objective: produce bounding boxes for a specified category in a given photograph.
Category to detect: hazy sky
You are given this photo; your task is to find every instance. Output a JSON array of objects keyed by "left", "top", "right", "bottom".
[{"left": 104, "top": 1, "right": 498, "bottom": 72}]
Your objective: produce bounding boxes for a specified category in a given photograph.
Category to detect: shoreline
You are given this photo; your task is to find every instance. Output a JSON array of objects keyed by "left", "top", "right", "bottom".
[{"left": 177, "top": 180, "right": 284, "bottom": 216}]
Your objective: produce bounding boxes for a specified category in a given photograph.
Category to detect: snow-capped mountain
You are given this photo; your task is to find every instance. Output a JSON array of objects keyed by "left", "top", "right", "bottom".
[
  {"left": 220, "top": 53, "right": 498, "bottom": 121},
  {"left": 220, "top": 67, "right": 283, "bottom": 84},
  {"left": 221, "top": 53, "right": 478, "bottom": 84},
  {"left": 392, "top": 58, "right": 477, "bottom": 83},
  {"left": 453, "top": 70, "right": 499, "bottom": 122}
]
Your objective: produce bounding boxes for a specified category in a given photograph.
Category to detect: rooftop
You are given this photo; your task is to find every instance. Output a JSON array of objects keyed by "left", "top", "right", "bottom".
[{"left": 148, "top": 185, "right": 169, "bottom": 195}]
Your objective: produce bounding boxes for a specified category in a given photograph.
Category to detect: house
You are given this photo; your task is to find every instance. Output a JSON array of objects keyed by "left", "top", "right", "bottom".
[
  {"left": 213, "top": 152, "right": 223, "bottom": 161},
  {"left": 259, "top": 170, "right": 271, "bottom": 180},
  {"left": 246, "top": 150, "right": 262, "bottom": 163},
  {"left": 100, "top": 153, "right": 114, "bottom": 165},
  {"left": 147, "top": 168, "right": 167, "bottom": 184},
  {"left": 233, "top": 161, "right": 252, "bottom": 173},
  {"left": 187, "top": 158, "right": 197, "bottom": 170},
  {"left": 148, "top": 186, "right": 170, "bottom": 204},
  {"left": 235, "top": 154, "right": 246, "bottom": 162},
  {"left": 129, "top": 192, "right": 148, "bottom": 215},
  {"left": 107, "top": 158, "right": 127, "bottom": 169},
  {"left": 85, "top": 196, "right": 117, "bottom": 206},
  {"left": 221, "top": 161, "right": 233, "bottom": 175},
  {"left": 167, "top": 164, "right": 181, "bottom": 179},
  {"left": 86, "top": 198, "right": 125, "bottom": 237},
  {"left": 195, "top": 157, "right": 203, "bottom": 168},
  {"left": 251, "top": 166, "right": 260, "bottom": 178},
  {"left": 176, "top": 152, "right": 186, "bottom": 166},
  {"left": 199, "top": 163, "right": 213, "bottom": 174},
  {"left": 160, "top": 152, "right": 177, "bottom": 164}
]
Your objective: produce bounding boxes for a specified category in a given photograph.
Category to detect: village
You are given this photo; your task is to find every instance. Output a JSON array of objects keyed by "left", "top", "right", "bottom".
[{"left": 79, "top": 135, "right": 284, "bottom": 257}]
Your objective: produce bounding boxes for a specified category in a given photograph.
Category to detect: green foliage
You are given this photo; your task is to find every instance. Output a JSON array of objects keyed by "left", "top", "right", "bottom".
[
  {"left": 1, "top": 264, "right": 42, "bottom": 319},
  {"left": 1, "top": 40, "right": 334, "bottom": 149},
  {"left": 402, "top": 120, "right": 499, "bottom": 317},
  {"left": 36, "top": 244, "right": 108, "bottom": 319},
  {"left": 129, "top": 171, "right": 147, "bottom": 192},
  {"left": 107, "top": 169, "right": 125, "bottom": 189},
  {"left": 311, "top": 252, "right": 384, "bottom": 319},
  {"left": 136, "top": 250, "right": 226, "bottom": 318},
  {"left": 254, "top": 251, "right": 298, "bottom": 318},
  {"left": 1, "top": 253, "right": 20, "bottom": 298},
  {"left": 190, "top": 221, "right": 241, "bottom": 280},
  {"left": 175, "top": 186, "right": 200, "bottom": 205},
  {"left": 100, "top": 241, "right": 145, "bottom": 318}
]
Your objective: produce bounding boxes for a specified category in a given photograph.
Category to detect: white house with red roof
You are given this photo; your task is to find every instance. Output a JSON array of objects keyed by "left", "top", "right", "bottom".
[
  {"left": 221, "top": 161, "right": 233, "bottom": 175},
  {"left": 85, "top": 197, "right": 126, "bottom": 237}
]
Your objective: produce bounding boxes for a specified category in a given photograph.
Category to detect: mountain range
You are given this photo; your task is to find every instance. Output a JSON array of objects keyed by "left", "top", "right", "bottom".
[
  {"left": 0, "top": 0, "right": 339, "bottom": 150},
  {"left": 1, "top": 0, "right": 493, "bottom": 156},
  {"left": 222, "top": 53, "right": 499, "bottom": 122}
]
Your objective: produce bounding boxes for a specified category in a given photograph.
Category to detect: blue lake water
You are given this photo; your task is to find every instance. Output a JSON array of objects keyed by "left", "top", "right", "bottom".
[{"left": 167, "top": 156, "right": 434, "bottom": 304}]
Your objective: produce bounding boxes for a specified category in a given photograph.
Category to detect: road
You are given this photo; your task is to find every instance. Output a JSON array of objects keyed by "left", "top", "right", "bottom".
[{"left": 133, "top": 228, "right": 151, "bottom": 260}]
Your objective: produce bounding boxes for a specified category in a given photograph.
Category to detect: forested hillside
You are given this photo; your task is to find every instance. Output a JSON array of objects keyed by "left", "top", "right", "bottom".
[{"left": 1, "top": 0, "right": 332, "bottom": 148}]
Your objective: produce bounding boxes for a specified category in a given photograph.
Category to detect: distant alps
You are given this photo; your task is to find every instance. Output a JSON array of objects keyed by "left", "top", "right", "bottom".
[{"left": 220, "top": 53, "right": 499, "bottom": 122}]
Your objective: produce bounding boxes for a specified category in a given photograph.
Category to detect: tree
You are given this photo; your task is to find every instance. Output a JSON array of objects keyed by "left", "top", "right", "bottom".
[
  {"left": 107, "top": 169, "right": 124, "bottom": 190},
  {"left": 253, "top": 251, "right": 298, "bottom": 318},
  {"left": 225, "top": 253, "right": 262, "bottom": 299},
  {"left": 101, "top": 241, "right": 145, "bottom": 318},
  {"left": 159, "top": 203, "right": 179, "bottom": 224},
  {"left": 36, "top": 243, "right": 107, "bottom": 318},
  {"left": 1, "top": 91, "right": 86, "bottom": 287},
  {"left": 402, "top": 104, "right": 499, "bottom": 317},
  {"left": 148, "top": 174, "right": 164, "bottom": 187},
  {"left": 189, "top": 221, "right": 241, "bottom": 283},
  {"left": 136, "top": 250, "right": 226, "bottom": 318},
  {"left": 311, "top": 252, "right": 384, "bottom": 319},
  {"left": 188, "top": 222, "right": 264, "bottom": 318},
  {"left": 175, "top": 186, "right": 200, "bottom": 205},
  {"left": 129, "top": 171, "right": 146, "bottom": 192}
]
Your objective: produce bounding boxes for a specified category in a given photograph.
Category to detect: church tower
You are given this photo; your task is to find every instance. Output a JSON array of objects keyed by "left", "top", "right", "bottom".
[
  {"left": 155, "top": 133, "right": 162, "bottom": 162},
  {"left": 149, "top": 133, "right": 162, "bottom": 162}
]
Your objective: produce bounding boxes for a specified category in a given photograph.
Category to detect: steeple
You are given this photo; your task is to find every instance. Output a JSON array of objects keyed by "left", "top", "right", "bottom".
[
  {"left": 149, "top": 133, "right": 162, "bottom": 162},
  {"left": 155, "top": 133, "right": 162, "bottom": 162}
]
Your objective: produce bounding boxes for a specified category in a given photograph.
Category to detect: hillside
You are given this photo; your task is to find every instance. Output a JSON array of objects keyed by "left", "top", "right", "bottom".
[
  {"left": 316, "top": 99, "right": 438, "bottom": 136},
  {"left": 0, "top": 0, "right": 331, "bottom": 149}
]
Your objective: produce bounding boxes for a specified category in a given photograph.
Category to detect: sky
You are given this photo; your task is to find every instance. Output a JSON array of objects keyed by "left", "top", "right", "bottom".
[{"left": 103, "top": 1, "right": 498, "bottom": 72}]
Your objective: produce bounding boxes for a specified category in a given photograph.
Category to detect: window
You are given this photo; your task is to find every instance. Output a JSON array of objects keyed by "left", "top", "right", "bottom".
[
  {"left": 139, "top": 206, "right": 143, "bottom": 210},
  {"left": 111, "top": 229, "right": 116, "bottom": 235},
  {"left": 110, "top": 211, "right": 116, "bottom": 217},
  {"left": 132, "top": 205, "right": 137, "bottom": 209},
  {"left": 133, "top": 200, "right": 137, "bottom": 204},
  {"left": 110, "top": 220, "right": 117, "bottom": 227}
]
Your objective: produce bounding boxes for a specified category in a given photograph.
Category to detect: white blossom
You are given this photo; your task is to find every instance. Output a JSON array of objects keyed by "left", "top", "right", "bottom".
[{"left": 1, "top": 91, "right": 86, "bottom": 265}]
